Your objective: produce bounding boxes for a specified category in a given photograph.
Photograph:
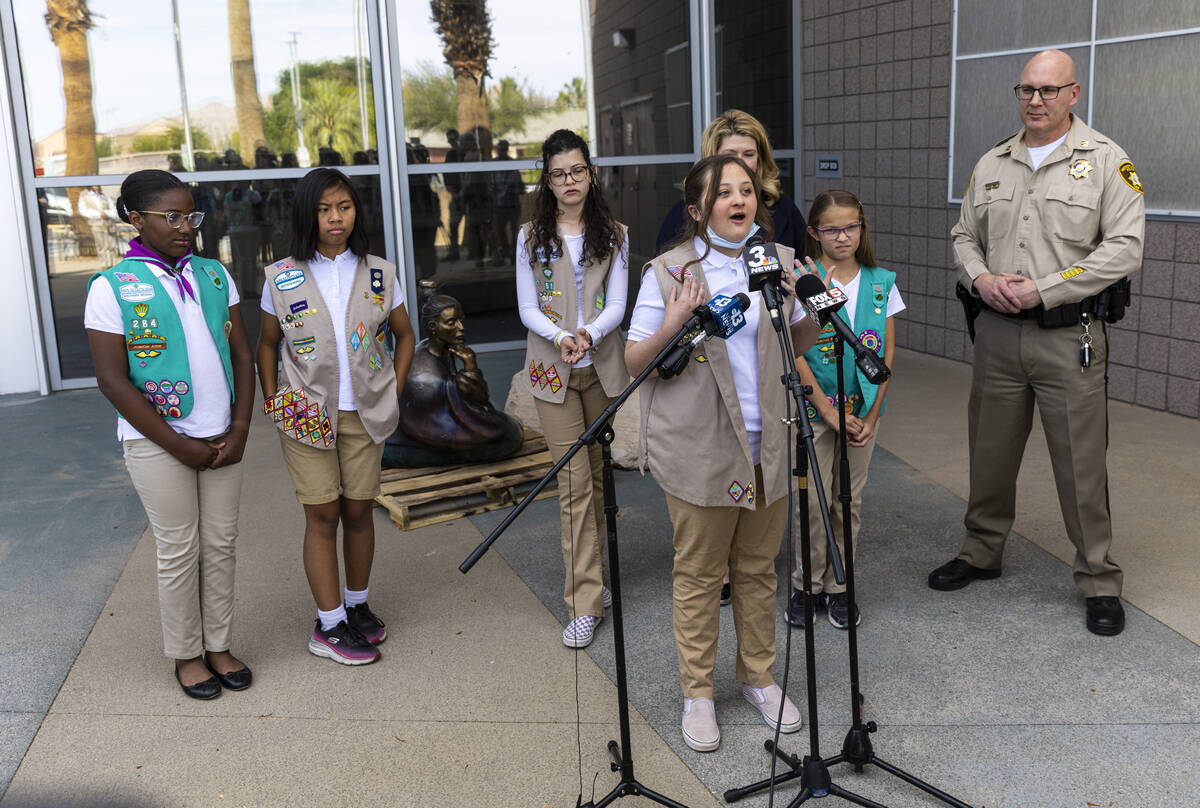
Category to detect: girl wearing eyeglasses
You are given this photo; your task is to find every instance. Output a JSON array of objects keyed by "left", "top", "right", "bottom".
[
  {"left": 787, "top": 190, "right": 904, "bottom": 632},
  {"left": 517, "top": 129, "right": 630, "bottom": 649},
  {"left": 256, "top": 168, "right": 415, "bottom": 667},
  {"left": 84, "top": 169, "right": 255, "bottom": 700}
]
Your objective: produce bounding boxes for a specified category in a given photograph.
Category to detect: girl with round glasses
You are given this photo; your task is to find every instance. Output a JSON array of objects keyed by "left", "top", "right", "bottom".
[
  {"left": 516, "top": 128, "right": 630, "bottom": 649},
  {"left": 785, "top": 189, "right": 905, "bottom": 632},
  {"left": 84, "top": 169, "right": 255, "bottom": 699}
]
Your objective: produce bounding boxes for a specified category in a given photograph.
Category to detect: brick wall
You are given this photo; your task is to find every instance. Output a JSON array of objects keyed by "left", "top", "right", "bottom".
[{"left": 799, "top": 0, "right": 1200, "bottom": 418}]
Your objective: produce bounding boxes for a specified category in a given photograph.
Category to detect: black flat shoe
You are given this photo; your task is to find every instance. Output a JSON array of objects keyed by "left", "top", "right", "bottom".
[
  {"left": 206, "top": 654, "right": 253, "bottom": 690},
  {"left": 175, "top": 666, "right": 221, "bottom": 700},
  {"left": 927, "top": 558, "right": 1002, "bottom": 591},
  {"left": 1085, "top": 596, "right": 1125, "bottom": 636}
]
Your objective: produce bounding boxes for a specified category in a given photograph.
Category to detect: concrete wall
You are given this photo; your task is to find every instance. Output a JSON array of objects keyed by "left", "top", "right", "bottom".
[
  {"left": 0, "top": 46, "right": 48, "bottom": 395},
  {"left": 799, "top": 0, "right": 1200, "bottom": 419}
]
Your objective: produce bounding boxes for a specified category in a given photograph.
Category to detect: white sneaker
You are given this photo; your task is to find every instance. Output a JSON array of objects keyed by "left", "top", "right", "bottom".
[
  {"left": 562, "top": 615, "right": 600, "bottom": 648},
  {"left": 602, "top": 586, "right": 613, "bottom": 609},
  {"left": 741, "top": 682, "right": 802, "bottom": 733},
  {"left": 681, "top": 697, "right": 720, "bottom": 752}
]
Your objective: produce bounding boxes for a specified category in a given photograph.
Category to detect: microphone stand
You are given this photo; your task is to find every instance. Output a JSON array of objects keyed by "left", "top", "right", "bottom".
[
  {"left": 726, "top": 308, "right": 974, "bottom": 808},
  {"left": 461, "top": 321, "right": 701, "bottom": 808}
]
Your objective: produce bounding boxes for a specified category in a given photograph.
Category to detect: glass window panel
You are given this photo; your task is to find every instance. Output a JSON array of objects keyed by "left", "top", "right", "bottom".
[
  {"left": 951, "top": 49, "right": 1091, "bottom": 199},
  {"left": 396, "top": 0, "right": 588, "bottom": 164},
  {"left": 1096, "top": 0, "right": 1200, "bottom": 39},
  {"left": 1092, "top": 34, "right": 1200, "bottom": 211},
  {"left": 955, "top": 0, "right": 1091, "bottom": 56},
  {"left": 592, "top": 0, "right": 693, "bottom": 155},
  {"left": 715, "top": 0, "right": 793, "bottom": 149},
  {"left": 52, "top": 175, "right": 384, "bottom": 379},
  {"left": 12, "top": 0, "right": 377, "bottom": 177}
]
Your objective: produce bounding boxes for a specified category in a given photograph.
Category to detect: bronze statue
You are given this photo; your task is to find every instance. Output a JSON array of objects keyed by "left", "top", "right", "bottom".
[{"left": 383, "top": 294, "right": 524, "bottom": 467}]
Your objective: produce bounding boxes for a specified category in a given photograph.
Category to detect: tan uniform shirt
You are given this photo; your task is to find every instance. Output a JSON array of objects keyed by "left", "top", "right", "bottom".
[{"left": 952, "top": 115, "right": 1145, "bottom": 309}]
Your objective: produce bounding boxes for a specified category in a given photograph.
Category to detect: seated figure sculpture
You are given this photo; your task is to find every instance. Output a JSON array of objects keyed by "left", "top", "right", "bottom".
[{"left": 383, "top": 294, "right": 524, "bottom": 467}]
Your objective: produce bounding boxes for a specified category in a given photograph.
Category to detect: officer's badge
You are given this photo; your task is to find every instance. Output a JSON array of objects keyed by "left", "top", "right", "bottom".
[
  {"left": 1068, "top": 159, "right": 1094, "bottom": 180},
  {"left": 1118, "top": 161, "right": 1143, "bottom": 194}
]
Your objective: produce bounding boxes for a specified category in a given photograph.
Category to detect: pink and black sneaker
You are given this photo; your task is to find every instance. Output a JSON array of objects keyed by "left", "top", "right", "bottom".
[
  {"left": 346, "top": 602, "right": 387, "bottom": 645},
  {"left": 308, "top": 620, "right": 381, "bottom": 665}
]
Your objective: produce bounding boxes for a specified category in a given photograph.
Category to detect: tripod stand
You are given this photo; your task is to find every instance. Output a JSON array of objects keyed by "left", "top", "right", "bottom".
[
  {"left": 724, "top": 295, "right": 974, "bottom": 807},
  {"left": 460, "top": 323, "right": 703, "bottom": 808}
]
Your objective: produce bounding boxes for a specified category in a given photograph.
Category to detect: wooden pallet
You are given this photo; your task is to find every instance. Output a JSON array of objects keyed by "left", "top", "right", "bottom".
[{"left": 375, "top": 429, "right": 557, "bottom": 531}]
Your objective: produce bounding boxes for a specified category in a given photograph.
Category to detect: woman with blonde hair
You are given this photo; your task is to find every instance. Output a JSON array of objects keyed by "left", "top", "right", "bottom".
[{"left": 655, "top": 109, "right": 807, "bottom": 253}]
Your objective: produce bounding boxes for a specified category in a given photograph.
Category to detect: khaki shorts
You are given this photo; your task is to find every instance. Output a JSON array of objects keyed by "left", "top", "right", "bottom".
[{"left": 278, "top": 410, "right": 385, "bottom": 504}]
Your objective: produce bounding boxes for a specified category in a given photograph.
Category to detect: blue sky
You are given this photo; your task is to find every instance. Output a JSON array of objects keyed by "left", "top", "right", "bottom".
[{"left": 15, "top": 0, "right": 587, "bottom": 141}]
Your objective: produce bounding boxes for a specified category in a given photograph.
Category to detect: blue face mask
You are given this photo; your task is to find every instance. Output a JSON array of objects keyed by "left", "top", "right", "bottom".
[{"left": 706, "top": 221, "right": 760, "bottom": 250}]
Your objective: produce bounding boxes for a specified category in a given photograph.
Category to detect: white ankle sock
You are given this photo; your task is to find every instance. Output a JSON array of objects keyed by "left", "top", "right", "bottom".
[
  {"left": 344, "top": 587, "right": 368, "bottom": 607},
  {"left": 318, "top": 605, "right": 347, "bottom": 631}
]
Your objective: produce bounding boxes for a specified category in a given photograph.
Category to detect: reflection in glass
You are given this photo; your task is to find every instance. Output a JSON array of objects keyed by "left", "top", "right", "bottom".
[
  {"left": 14, "top": 0, "right": 377, "bottom": 177},
  {"left": 398, "top": 0, "right": 588, "bottom": 167},
  {"left": 50, "top": 175, "right": 384, "bottom": 379},
  {"left": 593, "top": 0, "right": 691, "bottom": 155},
  {"left": 715, "top": 0, "right": 792, "bottom": 148}
]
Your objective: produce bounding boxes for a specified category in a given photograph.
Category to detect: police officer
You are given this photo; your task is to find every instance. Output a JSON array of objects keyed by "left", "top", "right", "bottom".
[{"left": 928, "top": 49, "right": 1144, "bottom": 636}]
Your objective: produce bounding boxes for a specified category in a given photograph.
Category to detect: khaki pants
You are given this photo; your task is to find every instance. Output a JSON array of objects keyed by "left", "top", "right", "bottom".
[
  {"left": 790, "top": 418, "right": 878, "bottom": 594},
  {"left": 666, "top": 468, "right": 787, "bottom": 698},
  {"left": 124, "top": 439, "right": 243, "bottom": 659},
  {"left": 533, "top": 365, "right": 613, "bottom": 619},
  {"left": 961, "top": 311, "right": 1122, "bottom": 597}
]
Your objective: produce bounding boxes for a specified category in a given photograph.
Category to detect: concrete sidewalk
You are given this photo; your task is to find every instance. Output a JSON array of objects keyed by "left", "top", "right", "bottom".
[{"left": 2, "top": 348, "right": 1198, "bottom": 807}]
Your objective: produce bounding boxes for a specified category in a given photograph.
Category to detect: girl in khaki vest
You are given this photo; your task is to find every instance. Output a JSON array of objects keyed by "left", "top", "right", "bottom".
[
  {"left": 516, "top": 129, "right": 631, "bottom": 649},
  {"left": 257, "top": 169, "right": 415, "bottom": 666},
  {"left": 626, "top": 155, "right": 820, "bottom": 752}
]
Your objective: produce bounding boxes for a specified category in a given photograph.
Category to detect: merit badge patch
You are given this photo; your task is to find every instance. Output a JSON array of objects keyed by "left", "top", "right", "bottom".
[
  {"left": 114, "top": 272, "right": 139, "bottom": 282},
  {"left": 595, "top": 294, "right": 605, "bottom": 309},
  {"left": 728, "top": 481, "right": 745, "bottom": 503},
  {"left": 1118, "top": 161, "right": 1143, "bottom": 194},
  {"left": 745, "top": 483, "right": 755, "bottom": 506},
  {"left": 858, "top": 329, "right": 882, "bottom": 355},
  {"left": 370, "top": 268, "right": 384, "bottom": 294},
  {"left": 274, "top": 268, "right": 305, "bottom": 291},
  {"left": 545, "top": 364, "right": 562, "bottom": 393},
  {"left": 119, "top": 282, "right": 155, "bottom": 303},
  {"left": 133, "top": 303, "right": 150, "bottom": 318},
  {"left": 204, "top": 266, "right": 223, "bottom": 288},
  {"left": 1068, "top": 159, "right": 1094, "bottom": 180}
]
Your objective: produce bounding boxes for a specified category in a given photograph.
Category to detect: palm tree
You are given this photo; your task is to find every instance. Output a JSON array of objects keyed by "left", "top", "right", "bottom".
[
  {"left": 430, "top": 0, "right": 495, "bottom": 157},
  {"left": 302, "top": 78, "right": 358, "bottom": 159},
  {"left": 228, "top": 0, "right": 266, "bottom": 166},
  {"left": 45, "top": 0, "right": 98, "bottom": 251}
]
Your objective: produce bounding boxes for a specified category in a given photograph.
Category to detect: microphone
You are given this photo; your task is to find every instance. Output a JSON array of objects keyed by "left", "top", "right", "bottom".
[
  {"left": 743, "top": 233, "right": 785, "bottom": 329},
  {"left": 659, "top": 293, "right": 751, "bottom": 379},
  {"left": 794, "top": 273, "right": 891, "bottom": 385}
]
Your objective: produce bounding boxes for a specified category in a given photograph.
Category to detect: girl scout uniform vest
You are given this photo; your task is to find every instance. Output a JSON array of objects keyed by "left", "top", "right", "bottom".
[
  {"left": 803, "top": 263, "right": 895, "bottom": 421},
  {"left": 265, "top": 254, "right": 400, "bottom": 449},
  {"left": 90, "top": 257, "right": 234, "bottom": 419},
  {"left": 637, "top": 242, "right": 795, "bottom": 510},
  {"left": 522, "top": 223, "right": 631, "bottom": 404}
]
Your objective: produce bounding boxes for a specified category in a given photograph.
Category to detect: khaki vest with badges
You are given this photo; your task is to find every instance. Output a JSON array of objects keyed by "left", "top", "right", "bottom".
[
  {"left": 952, "top": 114, "right": 1144, "bottom": 310},
  {"left": 265, "top": 254, "right": 399, "bottom": 448},
  {"left": 637, "top": 241, "right": 795, "bottom": 510},
  {"left": 522, "top": 222, "right": 630, "bottom": 403}
]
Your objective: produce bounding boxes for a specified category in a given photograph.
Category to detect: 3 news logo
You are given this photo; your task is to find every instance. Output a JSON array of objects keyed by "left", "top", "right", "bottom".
[{"left": 745, "top": 244, "right": 782, "bottom": 271}]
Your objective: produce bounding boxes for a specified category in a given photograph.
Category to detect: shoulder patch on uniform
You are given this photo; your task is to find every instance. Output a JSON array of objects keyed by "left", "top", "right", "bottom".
[{"left": 1118, "top": 161, "right": 1143, "bottom": 194}]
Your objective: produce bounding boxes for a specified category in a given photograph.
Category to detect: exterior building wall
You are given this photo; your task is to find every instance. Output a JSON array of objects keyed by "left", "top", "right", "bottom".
[{"left": 799, "top": 0, "right": 1200, "bottom": 418}]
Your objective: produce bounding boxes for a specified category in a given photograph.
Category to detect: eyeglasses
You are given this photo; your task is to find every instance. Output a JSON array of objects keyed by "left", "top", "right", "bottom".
[
  {"left": 140, "top": 210, "right": 205, "bottom": 229},
  {"left": 814, "top": 221, "right": 862, "bottom": 240},
  {"left": 1012, "top": 82, "right": 1076, "bottom": 101},
  {"left": 547, "top": 164, "right": 590, "bottom": 186}
]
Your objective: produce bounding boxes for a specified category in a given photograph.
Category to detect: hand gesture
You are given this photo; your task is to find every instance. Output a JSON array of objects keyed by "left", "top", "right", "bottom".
[
  {"left": 560, "top": 334, "right": 582, "bottom": 364},
  {"left": 973, "top": 274, "right": 1021, "bottom": 314},
  {"left": 174, "top": 436, "right": 219, "bottom": 470},
  {"left": 663, "top": 276, "right": 706, "bottom": 333}
]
